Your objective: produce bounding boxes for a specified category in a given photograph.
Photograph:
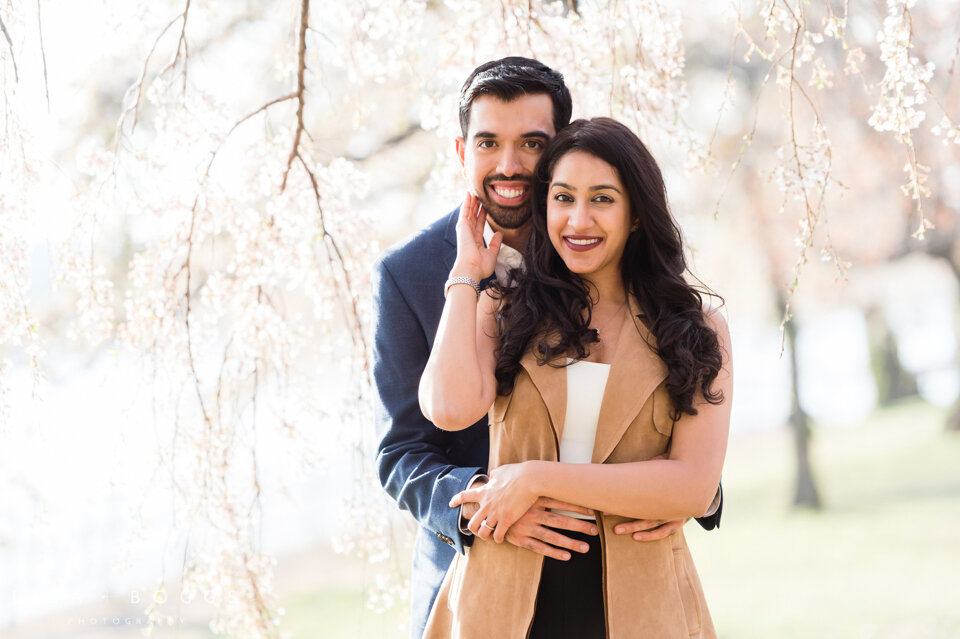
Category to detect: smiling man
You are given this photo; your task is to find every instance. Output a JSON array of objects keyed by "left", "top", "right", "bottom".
[{"left": 372, "top": 57, "right": 721, "bottom": 639}]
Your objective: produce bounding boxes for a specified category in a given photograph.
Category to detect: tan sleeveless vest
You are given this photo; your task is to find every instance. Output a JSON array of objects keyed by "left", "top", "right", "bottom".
[{"left": 423, "top": 298, "right": 717, "bottom": 639}]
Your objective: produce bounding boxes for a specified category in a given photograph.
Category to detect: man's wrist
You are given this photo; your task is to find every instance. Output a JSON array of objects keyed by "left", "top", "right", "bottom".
[{"left": 458, "top": 473, "right": 488, "bottom": 536}]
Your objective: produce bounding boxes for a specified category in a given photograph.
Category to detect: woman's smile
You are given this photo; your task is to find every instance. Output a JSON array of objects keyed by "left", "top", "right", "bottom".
[{"left": 562, "top": 235, "right": 604, "bottom": 251}]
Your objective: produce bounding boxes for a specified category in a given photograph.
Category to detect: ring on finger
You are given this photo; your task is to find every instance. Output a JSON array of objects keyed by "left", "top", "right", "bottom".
[{"left": 480, "top": 520, "right": 495, "bottom": 531}]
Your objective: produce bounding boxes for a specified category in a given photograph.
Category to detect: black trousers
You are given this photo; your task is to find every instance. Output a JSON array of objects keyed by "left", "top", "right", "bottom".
[{"left": 529, "top": 527, "right": 606, "bottom": 638}]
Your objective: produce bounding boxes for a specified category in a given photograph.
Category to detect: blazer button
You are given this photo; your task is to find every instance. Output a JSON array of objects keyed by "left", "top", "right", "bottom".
[{"left": 435, "top": 532, "right": 454, "bottom": 546}]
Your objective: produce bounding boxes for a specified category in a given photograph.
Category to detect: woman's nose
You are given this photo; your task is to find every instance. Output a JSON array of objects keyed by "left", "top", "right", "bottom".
[{"left": 569, "top": 201, "right": 593, "bottom": 230}]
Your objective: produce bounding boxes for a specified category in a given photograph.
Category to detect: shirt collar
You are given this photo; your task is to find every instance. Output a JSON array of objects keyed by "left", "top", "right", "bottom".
[{"left": 484, "top": 221, "right": 524, "bottom": 284}]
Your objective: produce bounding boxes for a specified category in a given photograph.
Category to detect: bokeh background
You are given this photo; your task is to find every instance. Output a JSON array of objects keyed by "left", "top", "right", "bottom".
[{"left": 1, "top": 1, "right": 959, "bottom": 638}]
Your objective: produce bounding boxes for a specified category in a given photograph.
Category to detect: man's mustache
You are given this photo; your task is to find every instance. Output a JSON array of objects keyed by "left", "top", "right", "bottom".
[{"left": 483, "top": 175, "right": 531, "bottom": 184}]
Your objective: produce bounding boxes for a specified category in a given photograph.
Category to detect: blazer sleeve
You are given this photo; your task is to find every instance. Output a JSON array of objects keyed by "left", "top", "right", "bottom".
[
  {"left": 694, "top": 481, "right": 722, "bottom": 530},
  {"left": 373, "top": 258, "right": 483, "bottom": 554}
]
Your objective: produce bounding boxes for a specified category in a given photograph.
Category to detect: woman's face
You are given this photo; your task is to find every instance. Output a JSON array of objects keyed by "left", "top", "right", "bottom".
[{"left": 546, "top": 151, "right": 632, "bottom": 285}]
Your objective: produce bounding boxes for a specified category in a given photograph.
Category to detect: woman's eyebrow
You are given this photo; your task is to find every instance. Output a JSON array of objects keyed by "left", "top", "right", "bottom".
[
  {"left": 550, "top": 182, "right": 622, "bottom": 193},
  {"left": 590, "top": 184, "right": 622, "bottom": 193}
]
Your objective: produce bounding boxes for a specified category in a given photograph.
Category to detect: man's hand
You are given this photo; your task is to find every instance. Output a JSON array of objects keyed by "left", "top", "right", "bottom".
[
  {"left": 503, "top": 497, "right": 598, "bottom": 560},
  {"left": 613, "top": 517, "right": 689, "bottom": 541}
]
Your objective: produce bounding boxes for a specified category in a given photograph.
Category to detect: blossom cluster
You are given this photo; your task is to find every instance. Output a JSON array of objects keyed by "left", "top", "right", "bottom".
[{"left": 868, "top": 0, "right": 935, "bottom": 141}]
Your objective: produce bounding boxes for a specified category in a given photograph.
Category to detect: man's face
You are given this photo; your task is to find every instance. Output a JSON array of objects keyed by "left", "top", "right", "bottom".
[{"left": 456, "top": 94, "right": 556, "bottom": 230}]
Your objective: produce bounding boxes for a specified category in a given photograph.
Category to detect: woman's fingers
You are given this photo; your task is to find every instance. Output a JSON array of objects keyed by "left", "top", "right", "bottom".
[
  {"left": 487, "top": 230, "right": 502, "bottom": 257},
  {"left": 469, "top": 512, "right": 497, "bottom": 541}
]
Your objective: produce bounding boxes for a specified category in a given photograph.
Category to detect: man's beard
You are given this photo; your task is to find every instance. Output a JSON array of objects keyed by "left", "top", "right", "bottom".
[{"left": 478, "top": 176, "right": 532, "bottom": 230}]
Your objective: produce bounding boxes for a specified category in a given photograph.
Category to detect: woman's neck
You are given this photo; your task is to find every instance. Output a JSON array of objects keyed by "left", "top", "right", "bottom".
[{"left": 583, "top": 272, "right": 627, "bottom": 309}]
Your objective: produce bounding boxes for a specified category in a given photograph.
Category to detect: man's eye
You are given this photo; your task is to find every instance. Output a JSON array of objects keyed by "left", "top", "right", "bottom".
[
  {"left": 477, "top": 140, "right": 496, "bottom": 149},
  {"left": 523, "top": 140, "right": 543, "bottom": 149}
]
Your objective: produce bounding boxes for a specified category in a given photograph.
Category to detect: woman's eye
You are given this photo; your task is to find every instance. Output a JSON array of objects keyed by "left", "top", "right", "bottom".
[
  {"left": 593, "top": 195, "right": 614, "bottom": 203},
  {"left": 554, "top": 193, "right": 573, "bottom": 203}
]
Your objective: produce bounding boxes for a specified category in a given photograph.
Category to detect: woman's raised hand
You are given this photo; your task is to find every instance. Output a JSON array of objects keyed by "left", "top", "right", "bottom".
[{"left": 451, "top": 192, "right": 502, "bottom": 282}]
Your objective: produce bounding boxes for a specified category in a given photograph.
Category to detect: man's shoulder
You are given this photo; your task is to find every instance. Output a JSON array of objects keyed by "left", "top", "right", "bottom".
[{"left": 376, "top": 208, "right": 458, "bottom": 278}]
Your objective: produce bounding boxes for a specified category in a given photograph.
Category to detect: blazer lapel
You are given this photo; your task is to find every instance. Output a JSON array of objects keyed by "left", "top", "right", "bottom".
[
  {"left": 520, "top": 345, "right": 567, "bottom": 446},
  {"left": 591, "top": 297, "right": 668, "bottom": 463}
]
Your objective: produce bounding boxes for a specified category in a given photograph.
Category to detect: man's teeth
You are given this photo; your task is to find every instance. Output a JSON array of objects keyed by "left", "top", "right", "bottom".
[
  {"left": 567, "top": 238, "right": 600, "bottom": 245},
  {"left": 494, "top": 186, "right": 525, "bottom": 198}
]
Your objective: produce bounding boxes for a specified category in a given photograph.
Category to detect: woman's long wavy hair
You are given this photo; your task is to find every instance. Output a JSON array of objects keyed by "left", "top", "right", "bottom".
[{"left": 492, "top": 117, "right": 724, "bottom": 419}]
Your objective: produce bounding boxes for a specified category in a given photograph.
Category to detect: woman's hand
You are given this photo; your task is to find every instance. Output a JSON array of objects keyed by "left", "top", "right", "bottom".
[
  {"left": 450, "top": 192, "right": 502, "bottom": 282},
  {"left": 450, "top": 461, "right": 540, "bottom": 543}
]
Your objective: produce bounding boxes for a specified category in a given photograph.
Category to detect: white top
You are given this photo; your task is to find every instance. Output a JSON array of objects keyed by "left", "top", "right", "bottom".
[
  {"left": 560, "top": 359, "right": 610, "bottom": 463},
  {"left": 554, "top": 359, "right": 611, "bottom": 520}
]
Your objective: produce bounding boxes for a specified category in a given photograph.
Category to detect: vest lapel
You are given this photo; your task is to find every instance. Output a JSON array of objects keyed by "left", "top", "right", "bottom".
[
  {"left": 519, "top": 345, "right": 567, "bottom": 445},
  {"left": 591, "top": 297, "right": 668, "bottom": 463}
]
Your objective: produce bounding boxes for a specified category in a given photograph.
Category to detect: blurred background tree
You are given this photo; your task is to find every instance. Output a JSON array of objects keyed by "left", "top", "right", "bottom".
[{"left": 1, "top": 0, "right": 958, "bottom": 636}]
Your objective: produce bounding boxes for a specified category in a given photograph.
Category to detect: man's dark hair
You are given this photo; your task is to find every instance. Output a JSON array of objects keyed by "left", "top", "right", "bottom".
[{"left": 458, "top": 57, "right": 573, "bottom": 138}]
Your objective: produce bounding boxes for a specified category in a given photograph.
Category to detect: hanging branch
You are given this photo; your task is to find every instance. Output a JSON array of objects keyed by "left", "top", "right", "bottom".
[
  {"left": 276, "top": 0, "right": 369, "bottom": 361},
  {"left": 36, "top": 0, "right": 49, "bottom": 111},
  {"left": 280, "top": 0, "right": 310, "bottom": 193},
  {"left": 155, "top": 0, "right": 193, "bottom": 95},
  {"left": 0, "top": 12, "right": 18, "bottom": 83},
  {"left": 116, "top": 0, "right": 193, "bottom": 144}
]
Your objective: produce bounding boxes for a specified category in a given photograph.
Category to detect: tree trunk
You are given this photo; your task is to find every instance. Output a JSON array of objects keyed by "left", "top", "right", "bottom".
[
  {"left": 779, "top": 297, "right": 823, "bottom": 508},
  {"left": 938, "top": 254, "right": 960, "bottom": 431},
  {"left": 865, "top": 305, "right": 918, "bottom": 404}
]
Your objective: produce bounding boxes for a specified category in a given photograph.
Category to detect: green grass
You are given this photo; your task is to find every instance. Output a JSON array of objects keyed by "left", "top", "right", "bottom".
[
  {"left": 686, "top": 398, "right": 960, "bottom": 639},
  {"left": 281, "top": 398, "right": 960, "bottom": 638}
]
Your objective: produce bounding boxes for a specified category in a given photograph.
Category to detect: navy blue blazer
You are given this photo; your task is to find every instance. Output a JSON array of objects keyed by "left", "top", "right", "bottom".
[
  {"left": 373, "top": 207, "right": 721, "bottom": 639},
  {"left": 374, "top": 208, "right": 488, "bottom": 638}
]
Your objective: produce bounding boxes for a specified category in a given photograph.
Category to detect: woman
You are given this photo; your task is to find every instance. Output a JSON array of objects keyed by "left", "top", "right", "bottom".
[{"left": 419, "top": 118, "right": 732, "bottom": 638}]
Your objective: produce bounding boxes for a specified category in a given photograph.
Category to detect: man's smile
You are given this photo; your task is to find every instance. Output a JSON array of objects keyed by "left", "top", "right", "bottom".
[{"left": 487, "top": 180, "right": 530, "bottom": 206}]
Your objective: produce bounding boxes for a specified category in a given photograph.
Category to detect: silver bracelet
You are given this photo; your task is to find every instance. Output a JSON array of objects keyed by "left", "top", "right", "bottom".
[{"left": 444, "top": 276, "right": 481, "bottom": 299}]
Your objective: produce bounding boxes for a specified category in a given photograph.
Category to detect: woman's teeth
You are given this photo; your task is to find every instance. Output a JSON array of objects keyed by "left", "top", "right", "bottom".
[{"left": 566, "top": 238, "right": 600, "bottom": 245}]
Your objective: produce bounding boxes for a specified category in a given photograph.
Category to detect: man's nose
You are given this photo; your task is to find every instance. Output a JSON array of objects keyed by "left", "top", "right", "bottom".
[{"left": 496, "top": 147, "right": 523, "bottom": 178}]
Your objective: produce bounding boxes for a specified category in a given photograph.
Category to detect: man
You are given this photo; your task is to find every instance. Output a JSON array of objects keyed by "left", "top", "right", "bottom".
[{"left": 373, "top": 57, "right": 721, "bottom": 639}]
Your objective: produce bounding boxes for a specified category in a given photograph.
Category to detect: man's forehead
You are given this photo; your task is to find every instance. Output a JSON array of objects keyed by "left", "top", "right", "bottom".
[{"left": 466, "top": 93, "right": 556, "bottom": 138}]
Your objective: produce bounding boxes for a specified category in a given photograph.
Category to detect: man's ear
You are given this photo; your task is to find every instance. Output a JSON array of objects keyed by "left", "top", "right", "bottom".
[{"left": 455, "top": 137, "right": 466, "bottom": 168}]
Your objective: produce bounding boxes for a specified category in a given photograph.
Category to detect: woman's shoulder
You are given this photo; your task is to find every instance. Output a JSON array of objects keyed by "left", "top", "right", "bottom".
[{"left": 702, "top": 304, "right": 729, "bottom": 337}]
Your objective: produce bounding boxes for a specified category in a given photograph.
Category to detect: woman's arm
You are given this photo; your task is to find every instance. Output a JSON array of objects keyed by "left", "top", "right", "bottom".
[
  {"left": 418, "top": 194, "right": 502, "bottom": 430},
  {"left": 453, "top": 309, "right": 733, "bottom": 541}
]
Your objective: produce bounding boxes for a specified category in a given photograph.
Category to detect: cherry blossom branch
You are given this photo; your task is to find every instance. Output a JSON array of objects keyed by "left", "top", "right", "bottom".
[
  {"left": 707, "top": 29, "right": 741, "bottom": 159},
  {"left": 116, "top": 0, "right": 192, "bottom": 147},
  {"left": 712, "top": 46, "right": 794, "bottom": 218},
  {"left": 281, "top": 0, "right": 310, "bottom": 192},
  {"left": 36, "top": 0, "right": 48, "bottom": 111},
  {"left": 113, "top": 14, "right": 180, "bottom": 168},
  {"left": 299, "top": 153, "right": 370, "bottom": 362},
  {"left": 0, "top": 12, "right": 17, "bottom": 83},
  {"left": 155, "top": 0, "right": 193, "bottom": 96}
]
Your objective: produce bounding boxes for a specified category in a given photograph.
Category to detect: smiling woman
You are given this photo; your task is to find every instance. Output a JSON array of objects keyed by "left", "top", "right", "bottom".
[{"left": 418, "top": 117, "right": 731, "bottom": 638}]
